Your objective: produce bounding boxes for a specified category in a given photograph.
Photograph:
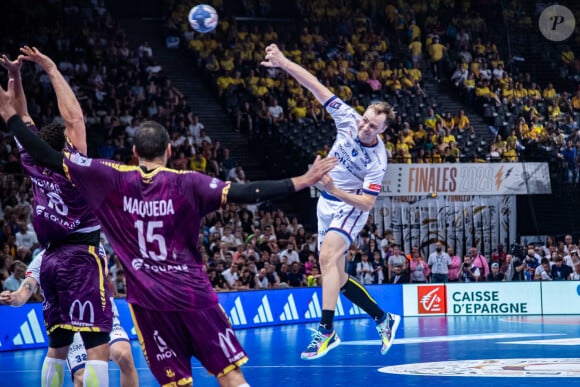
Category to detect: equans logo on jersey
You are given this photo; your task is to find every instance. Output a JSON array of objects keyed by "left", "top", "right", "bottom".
[
  {"left": 69, "top": 299, "right": 95, "bottom": 326},
  {"left": 252, "top": 295, "right": 274, "bottom": 324},
  {"left": 218, "top": 328, "right": 245, "bottom": 363},
  {"left": 153, "top": 330, "right": 176, "bottom": 361},
  {"left": 131, "top": 258, "right": 188, "bottom": 274},
  {"left": 417, "top": 285, "right": 446, "bottom": 314}
]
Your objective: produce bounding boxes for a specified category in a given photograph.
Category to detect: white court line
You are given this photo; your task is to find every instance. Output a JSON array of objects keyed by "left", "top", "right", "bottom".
[
  {"left": 341, "top": 333, "right": 563, "bottom": 346},
  {"left": 499, "top": 338, "right": 580, "bottom": 346}
]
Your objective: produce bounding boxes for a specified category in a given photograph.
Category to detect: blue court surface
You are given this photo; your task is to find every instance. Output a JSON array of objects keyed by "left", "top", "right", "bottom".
[{"left": 2, "top": 315, "right": 580, "bottom": 386}]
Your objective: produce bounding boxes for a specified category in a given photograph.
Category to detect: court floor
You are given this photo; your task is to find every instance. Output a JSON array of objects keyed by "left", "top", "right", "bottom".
[{"left": 2, "top": 315, "right": 580, "bottom": 386}]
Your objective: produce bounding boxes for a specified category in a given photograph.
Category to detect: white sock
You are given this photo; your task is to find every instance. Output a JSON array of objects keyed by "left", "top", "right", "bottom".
[
  {"left": 83, "top": 360, "right": 108, "bottom": 387},
  {"left": 237, "top": 384, "right": 251, "bottom": 387},
  {"left": 41, "top": 357, "right": 66, "bottom": 387}
]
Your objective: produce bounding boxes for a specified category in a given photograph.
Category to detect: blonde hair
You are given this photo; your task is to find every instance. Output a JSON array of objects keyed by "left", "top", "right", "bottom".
[{"left": 368, "top": 101, "right": 396, "bottom": 124}]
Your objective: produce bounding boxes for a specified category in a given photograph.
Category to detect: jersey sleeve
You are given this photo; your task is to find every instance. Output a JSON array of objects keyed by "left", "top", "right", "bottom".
[
  {"left": 323, "top": 96, "right": 361, "bottom": 136},
  {"left": 25, "top": 251, "right": 43, "bottom": 284},
  {"left": 362, "top": 149, "right": 387, "bottom": 196},
  {"left": 62, "top": 153, "right": 117, "bottom": 208},
  {"left": 182, "top": 172, "right": 229, "bottom": 217}
]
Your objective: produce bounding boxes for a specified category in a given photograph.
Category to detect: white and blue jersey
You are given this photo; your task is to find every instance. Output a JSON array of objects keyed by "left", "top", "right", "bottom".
[{"left": 318, "top": 96, "right": 387, "bottom": 248}]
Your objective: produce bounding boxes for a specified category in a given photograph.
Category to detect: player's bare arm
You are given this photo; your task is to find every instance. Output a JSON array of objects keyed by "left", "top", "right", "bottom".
[
  {"left": 0, "top": 277, "right": 38, "bottom": 306},
  {"left": 319, "top": 174, "right": 377, "bottom": 212},
  {"left": 261, "top": 43, "right": 333, "bottom": 106},
  {"left": 19, "top": 46, "right": 87, "bottom": 154},
  {"left": 0, "top": 54, "right": 31, "bottom": 123}
]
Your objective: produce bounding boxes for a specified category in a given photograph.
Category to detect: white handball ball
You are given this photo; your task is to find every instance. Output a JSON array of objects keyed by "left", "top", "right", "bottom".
[{"left": 188, "top": 4, "right": 219, "bottom": 33}]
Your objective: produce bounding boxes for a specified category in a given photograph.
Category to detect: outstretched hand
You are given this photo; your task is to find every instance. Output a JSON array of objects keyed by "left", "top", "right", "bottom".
[
  {"left": 0, "top": 55, "right": 22, "bottom": 75},
  {"left": 302, "top": 155, "right": 337, "bottom": 186},
  {"left": 0, "top": 78, "right": 16, "bottom": 122},
  {"left": 0, "top": 290, "right": 15, "bottom": 305},
  {"left": 260, "top": 44, "right": 287, "bottom": 69},
  {"left": 19, "top": 46, "right": 57, "bottom": 72}
]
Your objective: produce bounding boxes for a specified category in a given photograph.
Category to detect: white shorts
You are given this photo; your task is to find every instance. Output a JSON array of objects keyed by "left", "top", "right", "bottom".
[
  {"left": 317, "top": 192, "right": 369, "bottom": 251},
  {"left": 66, "top": 316, "right": 130, "bottom": 376}
]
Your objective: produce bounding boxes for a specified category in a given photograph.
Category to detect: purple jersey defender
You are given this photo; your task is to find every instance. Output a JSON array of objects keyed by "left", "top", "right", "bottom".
[
  {"left": 17, "top": 125, "right": 111, "bottom": 333},
  {"left": 18, "top": 125, "right": 100, "bottom": 247},
  {"left": 63, "top": 156, "right": 226, "bottom": 310},
  {"left": 62, "top": 155, "right": 249, "bottom": 382}
]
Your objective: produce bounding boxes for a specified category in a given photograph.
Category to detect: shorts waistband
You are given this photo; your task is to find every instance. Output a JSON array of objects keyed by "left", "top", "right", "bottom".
[{"left": 49, "top": 229, "right": 101, "bottom": 249}]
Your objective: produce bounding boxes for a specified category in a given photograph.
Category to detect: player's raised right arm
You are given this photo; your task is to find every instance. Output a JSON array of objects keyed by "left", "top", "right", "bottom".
[
  {"left": 19, "top": 46, "right": 87, "bottom": 155},
  {"left": 260, "top": 43, "right": 333, "bottom": 106}
]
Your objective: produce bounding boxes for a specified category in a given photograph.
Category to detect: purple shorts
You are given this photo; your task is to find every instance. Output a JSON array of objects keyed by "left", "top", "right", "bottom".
[
  {"left": 130, "top": 303, "right": 248, "bottom": 385},
  {"left": 40, "top": 244, "right": 112, "bottom": 334}
]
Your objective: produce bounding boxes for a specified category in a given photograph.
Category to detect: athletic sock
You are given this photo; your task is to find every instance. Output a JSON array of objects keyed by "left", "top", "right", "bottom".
[
  {"left": 41, "top": 357, "right": 66, "bottom": 387},
  {"left": 340, "top": 276, "right": 385, "bottom": 321},
  {"left": 83, "top": 360, "right": 109, "bottom": 387},
  {"left": 319, "top": 310, "right": 335, "bottom": 332}
]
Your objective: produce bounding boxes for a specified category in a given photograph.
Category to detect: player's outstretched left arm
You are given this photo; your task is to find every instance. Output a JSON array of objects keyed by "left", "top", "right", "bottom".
[
  {"left": 227, "top": 155, "right": 337, "bottom": 203},
  {"left": 20, "top": 46, "right": 87, "bottom": 154},
  {"left": 318, "top": 174, "right": 378, "bottom": 212},
  {"left": 0, "top": 277, "right": 38, "bottom": 306},
  {"left": 0, "top": 81, "right": 65, "bottom": 173},
  {"left": 0, "top": 55, "right": 32, "bottom": 124}
]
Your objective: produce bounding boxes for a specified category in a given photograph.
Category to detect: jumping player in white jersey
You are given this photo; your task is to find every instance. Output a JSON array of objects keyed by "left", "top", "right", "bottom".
[
  {"left": 262, "top": 43, "right": 401, "bottom": 360},
  {"left": 0, "top": 249, "right": 139, "bottom": 387}
]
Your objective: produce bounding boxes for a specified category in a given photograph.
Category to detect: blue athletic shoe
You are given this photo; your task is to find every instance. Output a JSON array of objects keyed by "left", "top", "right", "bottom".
[
  {"left": 300, "top": 328, "right": 341, "bottom": 360},
  {"left": 376, "top": 312, "right": 401, "bottom": 355}
]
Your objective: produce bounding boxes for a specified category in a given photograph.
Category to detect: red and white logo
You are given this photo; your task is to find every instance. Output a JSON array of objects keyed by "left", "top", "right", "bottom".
[
  {"left": 417, "top": 285, "right": 446, "bottom": 314},
  {"left": 368, "top": 183, "right": 382, "bottom": 192}
]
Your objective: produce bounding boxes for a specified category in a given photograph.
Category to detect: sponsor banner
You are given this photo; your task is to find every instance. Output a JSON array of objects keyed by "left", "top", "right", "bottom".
[
  {"left": 540, "top": 281, "right": 580, "bottom": 315},
  {"left": 380, "top": 163, "right": 551, "bottom": 196},
  {"left": 446, "top": 282, "right": 540, "bottom": 316},
  {"left": 403, "top": 284, "right": 447, "bottom": 316},
  {"left": 404, "top": 282, "right": 542, "bottom": 317},
  {"left": 218, "top": 285, "right": 403, "bottom": 329},
  {"left": 0, "top": 285, "right": 403, "bottom": 352}
]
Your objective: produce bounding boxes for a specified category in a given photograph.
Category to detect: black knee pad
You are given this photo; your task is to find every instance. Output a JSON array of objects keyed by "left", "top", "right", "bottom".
[
  {"left": 49, "top": 328, "right": 75, "bottom": 348},
  {"left": 80, "top": 331, "right": 110, "bottom": 349}
]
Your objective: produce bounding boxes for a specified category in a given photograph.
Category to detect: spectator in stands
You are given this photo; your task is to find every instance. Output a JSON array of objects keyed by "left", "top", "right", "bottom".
[
  {"left": 387, "top": 244, "right": 407, "bottom": 281},
  {"left": 287, "top": 262, "right": 305, "bottom": 287},
  {"left": 460, "top": 255, "right": 480, "bottom": 282},
  {"left": 552, "top": 255, "right": 572, "bottom": 280},
  {"left": 428, "top": 241, "right": 451, "bottom": 282},
  {"left": 487, "top": 262, "right": 505, "bottom": 281},
  {"left": 469, "top": 246, "right": 490, "bottom": 280},
  {"left": 409, "top": 248, "right": 430, "bottom": 283},
  {"left": 356, "top": 253, "right": 374, "bottom": 285},
  {"left": 14, "top": 222, "right": 37, "bottom": 250},
  {"left": 2, "top": 260, "right": 26, "bottom": 291},
  {"left": 534, "top": 258, "right": 553, "bottom": 281},
  {"left": 447, "top": 247, "right": 461, "bottom": 282},
  {"left": 388, "top": 265, "right": 409, "bottom": 284}
]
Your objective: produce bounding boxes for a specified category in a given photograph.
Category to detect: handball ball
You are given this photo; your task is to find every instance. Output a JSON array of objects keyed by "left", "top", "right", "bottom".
[{"left": 188, "top": 4, "right": 218, "bottom": 33}]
